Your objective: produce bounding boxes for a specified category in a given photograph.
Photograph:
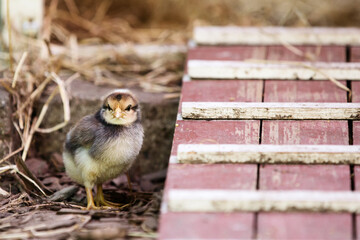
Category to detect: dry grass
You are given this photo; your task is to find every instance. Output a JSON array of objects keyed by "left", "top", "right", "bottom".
[{"left": 48, "top": 0, "right": 360, "bottom": 44}]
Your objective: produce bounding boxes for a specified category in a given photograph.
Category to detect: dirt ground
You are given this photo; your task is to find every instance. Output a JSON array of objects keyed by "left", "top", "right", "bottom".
[{"left": 0, "top": 157, "right": 164, "bottom": 239}]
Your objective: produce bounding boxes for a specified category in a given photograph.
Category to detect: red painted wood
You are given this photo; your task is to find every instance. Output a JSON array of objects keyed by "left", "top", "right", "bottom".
[
  {"left": 266, "top": 45, "right": 345, "bottom": 62},
  {"left": 166, "top": 164, "right": 257, "bottom": 190},
  {"left": 260, "top": 120, "right": 350, "bottom": 191},
  {"left": 185, "top": 46, "right": 267, "bottom": 73},
  {"left": 348, "top": 46, "right": 360, "bottom": 239},
  {"left": 351, "top": 80, "right": 360, "bottom": 189},
  {"left": 182, "top": 80, "right": 263, "bottom": 103},
  {"left": 353, "top": 82, "right": 360, "bottom": 103},
  {"left": 259, "top": 164, "right": 350, "bottom": 191},
  {"left": 171, "top": 120, "right": 260, "bottom": 155},
  {"left": 258, "top": 45, "right": 351, "bottom": 240},
  {"left": 258, "top": 213, "right": 352, "bottom": 240},
  {"left": 264, "top": 80, "right": 347, "bottom": 102},
  {"left": 351, "top": 47, "right": 360, "bottom": 62},
  {"left": 188, "top": 46, "right": 267, "bottom": 61},
  {"left": 262, "top": 120, "right": 348, "bottom": 145},
  {"left": 159, "top": 212, "right": 254, "bottom": 240}
]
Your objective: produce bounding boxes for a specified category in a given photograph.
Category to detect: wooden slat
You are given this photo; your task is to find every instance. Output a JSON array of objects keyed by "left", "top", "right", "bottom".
[
  {"left": 258, "top": 213, "right": 352, "bottom": 240},
  {"left": 181, "top": 80, "right": 263, "bottom": 103},
  {"left": 181, "top": 102, "right": 360, "bottom": 120},
  {"left": 168, "top": 189, "right": 360, "bottom": 213},
  {"left": 187, "top": 46, "right": 267, "bottom": 61},
  {"left": 165, "top": 164, "right": 257, "bottom": 190},
  {"left": 159, "top": 213, "right": 254, "bottom": 239},
  {"left": 177, "top": 144, "right": 360, "bottom": 164},
  {"left": 171, "top": 120, "right": 260, "bottom": 156},
  {"left": 350, "top": 47, "right": 360, "bottom": 239},
  {"left": 258, "top": 45, "right": 351, "bottom": 239},
  {"left": 194, "top": 26, "right": 360, "bottom": 45},
  {"left": 188, "top": 60, "right": 360, "bottom": 80}
]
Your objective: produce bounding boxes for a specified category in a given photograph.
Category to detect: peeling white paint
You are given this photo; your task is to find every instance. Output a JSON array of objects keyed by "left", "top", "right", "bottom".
[
  {"left": 168, "top": 189, "right": 360, "bottom": 213},
  {"left": 182, "top": 102, "right": 360, "bottom": 120},
  {"left": 177, "top": 144, "right": 360, "bottom": 164},
  {"left": 194, "top": 26, "right": 360, "bottom": 45},
  {"left": 188, "top": 60, "right": 360, "bottom": 80}
]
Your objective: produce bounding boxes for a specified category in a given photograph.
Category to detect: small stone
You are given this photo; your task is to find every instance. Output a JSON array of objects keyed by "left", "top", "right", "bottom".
[
  {"left": 25, "top": 158, "right": 49, "bottom": 178},
  {"left": 49, "top": 185, "right": 79, "bottom": 202}
]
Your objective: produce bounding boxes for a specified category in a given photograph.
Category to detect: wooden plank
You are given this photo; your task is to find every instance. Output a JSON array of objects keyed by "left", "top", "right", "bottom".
[
  {"left": 181, "top": 102, "right": 360, "bottom": 120},
  {"left": 171, "top": 120, "right": 260, "bottom": 156},
  {"left": 159, "top": 213, "right": 254, "bottom": 239},
  {"left": 177, "top": 144, "right": 360, "bottom": 164},
  {"left": 258, "top": 213, "right": 352, "bottom": 240},
  {"left": 165, "top": 164, "right": 257, "bottom": 190},
  {"left": 167, "top": 189, "right": 360, "bottom": 213},
  {"left": 351, "top": 47, "right": 360, "bottom": 62},
  {"left": 350, "top": 47, "right": 360, "bottom": 239},
  {"left": 181, "top": 80, "right": 263, "bottom": 103},
  {"left": 194, "top": 26, "right": 360, "bottom": 45},
  {"left": 187, "top": 46, "right": 267, "bottom": 61},
  {"left": 264, "top": 80, "right": 347, "bottom": 102},
  {"left": 259, "top": 45, "right": 351, "bottom": 239},
  {"left": 260, "top": 165, "right": 350, "bottom": 191},
  {"left": 186, "top": 46, "right": 267, "bottom": 74},
  {"left": 188, "top": 60, "right": 360, "bottom": 80}
]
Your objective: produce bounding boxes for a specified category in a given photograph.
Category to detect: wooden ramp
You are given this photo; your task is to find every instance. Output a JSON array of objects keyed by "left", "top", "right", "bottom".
[{"left": 159, "top": 27, "right": 360, "bottom": 239}]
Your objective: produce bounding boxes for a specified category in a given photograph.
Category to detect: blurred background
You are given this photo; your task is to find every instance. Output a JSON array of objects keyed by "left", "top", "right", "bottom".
[{"left": 48, "top": 0, "right": 360, "bottom": 45}]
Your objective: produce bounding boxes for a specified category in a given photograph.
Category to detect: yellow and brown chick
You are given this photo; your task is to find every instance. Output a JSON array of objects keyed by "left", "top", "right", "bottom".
[{"left": 63, "top": 90, "right": 144, "bottom": 209}]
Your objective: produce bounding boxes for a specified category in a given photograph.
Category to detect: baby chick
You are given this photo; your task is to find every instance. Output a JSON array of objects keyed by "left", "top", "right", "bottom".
[{"left": 63, "top": 89, "right": 144, "bottom": 209}]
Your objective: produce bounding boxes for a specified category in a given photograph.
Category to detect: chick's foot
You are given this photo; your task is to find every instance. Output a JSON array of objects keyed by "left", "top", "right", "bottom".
[
  {"left": 84, "top": 186, "right": 101, "bottom": 210},
  {"left": 95, "top": 184, "right": 129, "bottom": 209}
]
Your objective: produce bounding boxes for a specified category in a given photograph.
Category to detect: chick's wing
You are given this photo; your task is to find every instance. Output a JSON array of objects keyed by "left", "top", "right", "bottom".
[{"left": 64, "top": 115, "right": 99, "bottom": 155}]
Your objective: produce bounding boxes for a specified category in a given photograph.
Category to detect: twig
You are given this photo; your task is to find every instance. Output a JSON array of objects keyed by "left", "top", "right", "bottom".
[
  {"left": 6, "top": 0, "right": 13, "bottom": 72},
  {"left": 12, "top": 52, "right": 28, "bottom": 88},
  {"left": 64, "top": 0, "right": 79, "bottom": 16},
  {"left": 21, "top": 117, "right": 37, "bottom": 161},
  {"left": 15, "top": 75, "right": 52, "bottom": 116},
  {"left": 0, "top": 147, "right": 24, "bottom": 164},
  {"left": 0, "top": 165, "right": 47, "bottom": 196},
  {"left": 0, "top": 187, "right": 10, "bottom": 197},
  {"left": 36, "top": 72, "right": 70, "bottom": 133},
  {"left": 127, "top": 232, "right": 158, "bottom": 238}
]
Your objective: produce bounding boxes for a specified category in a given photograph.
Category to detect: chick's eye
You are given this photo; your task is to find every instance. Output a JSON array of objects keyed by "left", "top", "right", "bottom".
[
  {"left": 103, "top": 104, "right": 111, "bottom": 110},
  {"left": 125, "top": 105, "right": 131, "bottom": 111}
]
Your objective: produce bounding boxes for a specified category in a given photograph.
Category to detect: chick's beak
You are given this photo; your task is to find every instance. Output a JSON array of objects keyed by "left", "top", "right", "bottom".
[{"left": 114, "top": 108, "right": 123, "bottom": 119}]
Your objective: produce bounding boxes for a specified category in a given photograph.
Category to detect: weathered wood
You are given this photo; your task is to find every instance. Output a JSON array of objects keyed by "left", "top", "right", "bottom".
[
  {"left": 171, "top": 120, "right": 260, "bottom": 155},
  {"left": 159, "top": 212, "right": 254, "bottom": 239},
  {"left": 181, "top": 80, "right": 263, "bottom": 103},
  {"left": 177, "top": 144, "right": 360, "bottom": 164},
  {"left": 181, "top": 102, "right": 360, "bottom": 120},
  {"left": 264, "top": 80, "right": 347, "bottom": 102},
  {"left": 168, "top": 189, "right": 360, "bottom": 213},
  {"left": 351, "top": 47, "right": 360, "bottom": 62},
  {"left": 259, "top": 45, "right": 351, "bottom": 239},
  {"left": 258, "top": 213, "right": 352, "bottom": 240},
  {"left": 165, "top": 164, "right": 257, "bottom": 190},
  {"left": 188, "top": 60, "right": 360, "bottom": 80},
  {"left": 194, "top": 26, "right": 360, "bottom": 45},
  {"left": 186, "top": 46, "right": 267, "bottom": 74},
  {"left": 187, "top": 46, "right": 267, "bottom": 61}
]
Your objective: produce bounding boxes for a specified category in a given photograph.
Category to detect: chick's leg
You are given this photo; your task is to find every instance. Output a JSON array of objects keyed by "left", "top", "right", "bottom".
[
  {"left": 85, "top": 187, "right": 99, "bottom": 210},
  {"left": 95, "top": 184, "right": 129, "bottom": 208}
]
